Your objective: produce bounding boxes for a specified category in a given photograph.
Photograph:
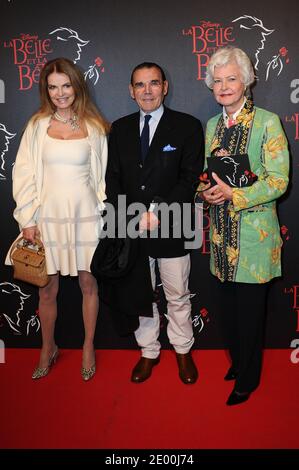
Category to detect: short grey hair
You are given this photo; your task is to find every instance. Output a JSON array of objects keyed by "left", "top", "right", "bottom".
[{"left": 205, "top": 46, "right": 255, "bottom": 90}]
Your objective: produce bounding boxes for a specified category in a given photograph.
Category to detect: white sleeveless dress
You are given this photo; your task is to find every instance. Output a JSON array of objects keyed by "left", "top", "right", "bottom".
[{"left": 38, "top": 134, "right": 101, "bottom": 276}]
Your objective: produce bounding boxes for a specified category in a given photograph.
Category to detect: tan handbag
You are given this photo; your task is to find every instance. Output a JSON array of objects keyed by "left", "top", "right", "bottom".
[{"left": 10, "top": 237, "right": 49, "bottom": 287}]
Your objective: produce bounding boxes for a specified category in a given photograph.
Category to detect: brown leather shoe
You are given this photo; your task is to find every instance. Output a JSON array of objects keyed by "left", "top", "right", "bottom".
[
  {"left": 131, "top": 356, "right": 160, "bottom": 383},
  {"left": 176, "top": 352, "right": 198, "bottom": 384}
]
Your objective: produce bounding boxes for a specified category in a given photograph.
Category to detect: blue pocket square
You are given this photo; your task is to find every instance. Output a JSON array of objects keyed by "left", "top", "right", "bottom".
[{"left": 162, "top": 144, "right": 177, "bottom": 152}]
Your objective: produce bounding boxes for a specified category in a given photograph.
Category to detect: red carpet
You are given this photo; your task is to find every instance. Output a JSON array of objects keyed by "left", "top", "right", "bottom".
[{"left": 0, "top": 349, "right": 298, "bottom": 449}]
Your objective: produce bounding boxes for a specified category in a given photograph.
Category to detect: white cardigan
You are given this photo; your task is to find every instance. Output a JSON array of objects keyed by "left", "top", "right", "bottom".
[{"left": 12, "top": 116, "right": 107, "bottom": 229}]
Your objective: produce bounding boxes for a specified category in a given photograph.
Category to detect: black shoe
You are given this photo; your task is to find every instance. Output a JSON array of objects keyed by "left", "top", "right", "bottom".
[
  {"left": 226, "top": 390, "right": 251, "bottom": 406},
  {"left": 224, "top": 367, "right": 237, "bottom": 381}
]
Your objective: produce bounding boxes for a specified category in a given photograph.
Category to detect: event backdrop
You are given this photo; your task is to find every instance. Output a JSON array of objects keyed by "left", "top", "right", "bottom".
[{"left": 0, "top": 0, "right": 298, "bottom": 350}]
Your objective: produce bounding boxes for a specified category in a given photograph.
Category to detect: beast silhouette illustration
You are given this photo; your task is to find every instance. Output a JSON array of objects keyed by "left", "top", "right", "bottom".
[
  {"left": 49, "top": 27, "right": 90, "bottom": 64},
  {"left": 0, "top": 282, "right": 40, "bottom": 336},
  {"left": 0, "top": 123, "right": 16, "bottom": 180}
]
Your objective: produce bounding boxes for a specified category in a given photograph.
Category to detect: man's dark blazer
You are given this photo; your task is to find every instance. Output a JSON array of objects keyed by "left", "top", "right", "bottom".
[
  {"left": 96, "top": 106, "right": 204, "bottom": 334},
  {"left": 106, "top": 106, "right": 204, "bottom": 259}
]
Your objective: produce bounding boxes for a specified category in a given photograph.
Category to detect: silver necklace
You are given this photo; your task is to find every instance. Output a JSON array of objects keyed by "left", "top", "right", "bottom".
[{"left": 53, "top": 111, "right": 80, "bottom": 131}]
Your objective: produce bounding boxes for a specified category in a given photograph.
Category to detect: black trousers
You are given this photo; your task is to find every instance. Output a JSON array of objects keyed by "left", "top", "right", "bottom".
[{"left": 213, "top": 278, "right": 269, "bottom": 393}]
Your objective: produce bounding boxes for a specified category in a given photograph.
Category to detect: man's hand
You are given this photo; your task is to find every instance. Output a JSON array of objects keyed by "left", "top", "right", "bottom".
[{"left": 139, "top": 211, "right": 160, "bottom": 232}]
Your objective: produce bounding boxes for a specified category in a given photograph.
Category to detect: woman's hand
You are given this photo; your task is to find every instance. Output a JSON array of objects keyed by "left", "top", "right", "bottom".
[
  {"left": 22, "top": 226, "right": 40, "bottom": 244},
  {"left": 200, "top": 180, "right": 226, "bottom": 205},
  {"left": 204, "top": 172, "right": 233, "bottom": 204}
]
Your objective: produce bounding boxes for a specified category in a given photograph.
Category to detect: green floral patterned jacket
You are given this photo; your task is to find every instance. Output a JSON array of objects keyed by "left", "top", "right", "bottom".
[{"left": 205, "top": 106, "right": 289, "bottom": 283}]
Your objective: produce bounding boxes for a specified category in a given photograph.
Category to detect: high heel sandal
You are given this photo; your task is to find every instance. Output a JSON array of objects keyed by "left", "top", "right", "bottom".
[
  {"left": 81, "top": 363, "right": 96, "bottom": 381},
  {"left": 81, "top": 348, "right": 96, "bottom": 381},
  {"left": 32, "top": 346, "right": 59, "bottom": 380}
]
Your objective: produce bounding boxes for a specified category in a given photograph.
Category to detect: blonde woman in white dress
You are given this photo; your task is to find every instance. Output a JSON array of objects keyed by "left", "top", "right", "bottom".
[{"left": 9, "top": 58, "right": 109, "bottom": 381}]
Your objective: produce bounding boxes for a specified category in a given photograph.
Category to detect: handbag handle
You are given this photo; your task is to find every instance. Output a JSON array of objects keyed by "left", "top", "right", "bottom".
[{"left": 10, "top": 236, "right": 45, "bottom": 264}]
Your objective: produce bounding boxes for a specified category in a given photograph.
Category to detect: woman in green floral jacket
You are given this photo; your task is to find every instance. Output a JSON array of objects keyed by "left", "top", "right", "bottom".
[{"left": 199, "top": 46, "right": 289, "bottom": 406}]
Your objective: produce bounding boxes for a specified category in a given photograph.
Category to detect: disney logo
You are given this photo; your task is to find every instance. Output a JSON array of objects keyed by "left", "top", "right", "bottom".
[
  {"left": 20, "top": 33, "right": 38, "bottom": 40},
  {"left": 200, "top": 21, "right": 220, "bottom": 28}
]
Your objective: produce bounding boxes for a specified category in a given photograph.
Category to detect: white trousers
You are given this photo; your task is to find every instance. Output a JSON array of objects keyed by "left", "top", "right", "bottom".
[{"left": 134, "top": 254, "right": 194, "bottom": 359}]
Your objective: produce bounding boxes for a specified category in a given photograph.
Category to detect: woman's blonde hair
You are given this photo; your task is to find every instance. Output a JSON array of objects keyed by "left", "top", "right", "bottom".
[
  {"left": 205, "top": 46, "right": 255, "bottom": 91},
  {"left": 32, "top": 57, "right": 110, "bottom": 134}
]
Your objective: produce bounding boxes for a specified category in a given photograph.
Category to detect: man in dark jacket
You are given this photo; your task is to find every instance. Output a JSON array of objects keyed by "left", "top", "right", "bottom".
[{"left": 106, "top": 62, "right": 204, "bottom": 384}]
